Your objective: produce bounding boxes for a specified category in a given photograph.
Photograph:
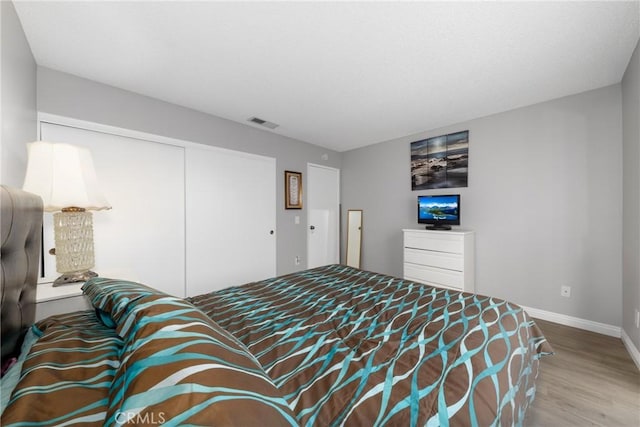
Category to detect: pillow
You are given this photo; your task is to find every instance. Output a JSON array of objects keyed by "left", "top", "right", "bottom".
[
  {"left": 82, "top": 277, "right": 163, "bottom": 325},
  {"left": 0, "top": 311, "right": 122, "bottom": 425},
  {"left": 84, "top": 279, "right": 298, "bottom": 426}
]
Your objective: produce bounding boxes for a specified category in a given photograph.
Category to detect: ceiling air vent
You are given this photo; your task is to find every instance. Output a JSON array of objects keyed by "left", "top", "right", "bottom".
[{"left": 247, "top": 117, "right": 279, "bottom": 129}]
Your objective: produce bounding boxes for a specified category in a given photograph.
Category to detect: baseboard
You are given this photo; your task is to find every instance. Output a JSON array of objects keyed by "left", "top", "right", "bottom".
[
  {"left": 520, "top": 305, "right": 640, "bottom": 371},
  {"left": 621, "top": 329, "right": 640, "bottom": 371},
  {"left": 519, "top": 305, "right": 621, "bottom": 338}
]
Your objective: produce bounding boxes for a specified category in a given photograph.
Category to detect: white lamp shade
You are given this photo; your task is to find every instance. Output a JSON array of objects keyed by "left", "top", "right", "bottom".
[{"left": 23, "top": 141, "right": 111, "bottom": 212}]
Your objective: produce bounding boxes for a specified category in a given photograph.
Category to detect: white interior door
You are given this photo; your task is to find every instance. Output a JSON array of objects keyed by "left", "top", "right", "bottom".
[
  {"left": 307, "top": 164, "right": 340, "bottom": 268},
  {"left": 185, "top": 145, "right": 276, "bottom": 296},
  {"left": 40, "top": 122, "right": 186, "bottom": 296}
]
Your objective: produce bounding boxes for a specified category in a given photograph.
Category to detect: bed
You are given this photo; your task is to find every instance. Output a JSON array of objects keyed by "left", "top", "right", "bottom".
[{"left": 0, "top": 185, "right": 552, "bottom": 426}]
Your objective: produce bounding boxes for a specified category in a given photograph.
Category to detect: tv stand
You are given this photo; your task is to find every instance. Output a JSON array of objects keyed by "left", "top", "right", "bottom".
[{"left": 425, "top": 225, "right": 451, "bottom": 230}]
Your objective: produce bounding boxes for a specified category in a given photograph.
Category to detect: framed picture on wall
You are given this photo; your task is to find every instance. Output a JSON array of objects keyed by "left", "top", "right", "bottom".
[
  {"left": 285, "top": 171, "right": 303, "bottom": 209},
  {"left": 410, "top": 130, "right": 469, "bottom": 190}
]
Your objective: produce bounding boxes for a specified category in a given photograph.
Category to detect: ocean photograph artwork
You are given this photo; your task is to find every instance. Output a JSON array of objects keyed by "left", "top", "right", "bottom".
[{"left": 411, "top": 130, "right": 469, "bottom": 190}]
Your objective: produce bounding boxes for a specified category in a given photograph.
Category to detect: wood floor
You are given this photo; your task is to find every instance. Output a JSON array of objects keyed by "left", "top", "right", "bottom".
[{"left": 525, "top": 319, "right": 640, "bottom": 426}]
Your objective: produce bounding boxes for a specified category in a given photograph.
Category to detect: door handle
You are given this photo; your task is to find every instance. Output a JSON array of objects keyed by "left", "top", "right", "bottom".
[
  {"left": 310, "top": 225, "right": 315, "bottom": 230},
  {"left": 270, "top": 230, "right": 274, "bottom": 235}
]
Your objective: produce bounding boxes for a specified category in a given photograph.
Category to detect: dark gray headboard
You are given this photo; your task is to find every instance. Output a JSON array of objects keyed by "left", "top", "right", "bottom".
[{"left": 1, "top": 185, "right": 43, "bottom": 364}]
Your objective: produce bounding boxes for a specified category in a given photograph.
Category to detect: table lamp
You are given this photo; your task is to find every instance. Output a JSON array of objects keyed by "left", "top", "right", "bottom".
[{"left": 23, "top": 141, "right": 111, "bottom": 286}]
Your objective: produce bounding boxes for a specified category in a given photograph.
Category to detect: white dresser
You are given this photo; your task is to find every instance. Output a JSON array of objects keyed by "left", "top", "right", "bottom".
[{"left": 402, "top": 229, "right": 475, "bottom": 292}]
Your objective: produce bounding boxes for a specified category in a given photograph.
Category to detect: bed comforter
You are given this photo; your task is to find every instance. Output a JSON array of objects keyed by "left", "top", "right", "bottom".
[
  {"left": 1, "top": 265, "right": 551, "bottom": 426},
  {"left": 189, "top": 265, "right": 552, "bottom": 426}
]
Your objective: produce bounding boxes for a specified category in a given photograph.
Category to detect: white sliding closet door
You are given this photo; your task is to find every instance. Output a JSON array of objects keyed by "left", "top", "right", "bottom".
[
  {"left": 185, "top": 146, "right": 276, "bottom": 296},
  {"left": 40, "top": 122, "right": 186, "bottom": 296}
]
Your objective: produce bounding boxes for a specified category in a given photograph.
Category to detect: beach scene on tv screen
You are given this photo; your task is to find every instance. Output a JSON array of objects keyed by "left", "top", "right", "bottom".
[{"left": 419, "top": 198, "right": 459, "bottom": 220}]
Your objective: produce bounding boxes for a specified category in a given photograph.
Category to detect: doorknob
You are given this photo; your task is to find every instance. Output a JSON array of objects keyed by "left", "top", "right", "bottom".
[
  {"left": 270, "top": 230, "right": 274, "bottom": 235},
  {"left": 310, "top": 225, "right": 315, "bottom": 230}
]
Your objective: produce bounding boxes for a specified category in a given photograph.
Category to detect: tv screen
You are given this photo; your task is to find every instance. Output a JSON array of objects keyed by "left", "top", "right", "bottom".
[{"left": 417, "top": 194, "right": 460, "bottom": 230}]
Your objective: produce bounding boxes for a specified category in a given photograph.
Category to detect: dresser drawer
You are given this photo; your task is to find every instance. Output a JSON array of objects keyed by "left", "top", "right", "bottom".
[
  {"left": 404, "top": 232, "right": 463, "bottom": 254},
  {"left": 404, "top": 263, "right": 464, "bottom": 289},
  {"left": 404, "top": 248, "right": 463, "bottom": 271}
]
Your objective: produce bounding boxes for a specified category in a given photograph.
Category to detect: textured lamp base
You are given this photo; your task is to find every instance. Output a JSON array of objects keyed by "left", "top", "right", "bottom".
[
  {"left": 52, "top": 209, "right": 98, "bottom": 286},
  {"left": 53, "top": 270, "right": 98, "bottom": 287}
]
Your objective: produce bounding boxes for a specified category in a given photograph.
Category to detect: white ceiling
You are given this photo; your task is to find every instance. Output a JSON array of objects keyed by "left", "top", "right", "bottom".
[{"left": 14, "top": 1, "right": 640, "bottom": 152}]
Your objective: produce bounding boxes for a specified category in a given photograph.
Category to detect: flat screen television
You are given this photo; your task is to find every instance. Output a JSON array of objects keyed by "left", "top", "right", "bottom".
[{"left": 417, "top": 194, "right": 460, "bottom": 230}]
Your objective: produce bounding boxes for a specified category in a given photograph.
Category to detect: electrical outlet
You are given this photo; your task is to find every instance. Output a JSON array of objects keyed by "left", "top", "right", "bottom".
[
  {"left": 294, "top": 256, "right": 301, "bottom": 266},
  {"left": 560, "top": 285, "right": 571, "bottom": 298},
  {"left": 635, "top": 309, "right": 640, "bottom": 329}
]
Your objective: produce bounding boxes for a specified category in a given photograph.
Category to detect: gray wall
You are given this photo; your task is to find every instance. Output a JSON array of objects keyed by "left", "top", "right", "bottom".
[
  {"left": 35, "top": 67, "right": 342, "bottom": 276},
  {"left": 622, "top": 39, "right": 640, "bottom": 348},
  {"left": 342, "top": 85, "right": 623, "bottom": 327},
  {"left": 1, "top": 0, "right": 37, "bottom": 187}
]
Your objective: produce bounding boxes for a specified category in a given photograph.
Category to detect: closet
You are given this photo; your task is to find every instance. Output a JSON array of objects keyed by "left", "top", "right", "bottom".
[
  {"left": 185, "top": 145, "right": 276, "bottom": 296},
  {"left": 40, "top": 120, "right": 276, "bottom": 297}
]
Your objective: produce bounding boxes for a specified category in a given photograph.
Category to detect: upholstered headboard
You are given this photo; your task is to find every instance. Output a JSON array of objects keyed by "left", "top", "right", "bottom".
[{"left": 1, "top": 185, "right": 43, "bottom": 365}]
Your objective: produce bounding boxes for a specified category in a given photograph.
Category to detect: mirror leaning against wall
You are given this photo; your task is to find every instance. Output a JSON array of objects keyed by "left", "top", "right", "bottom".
[{"left": 346, "top": 209, "right": 363, "bottom": 269}]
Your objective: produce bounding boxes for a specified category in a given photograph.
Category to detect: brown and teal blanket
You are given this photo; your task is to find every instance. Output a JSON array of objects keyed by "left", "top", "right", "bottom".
[{"left": 1, "top": 265, "right": 551, "bottom": 426}]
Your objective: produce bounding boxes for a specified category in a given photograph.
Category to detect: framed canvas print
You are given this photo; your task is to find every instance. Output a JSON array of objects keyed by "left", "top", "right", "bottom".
[
  {"left": 285, "top": 171, "right": 303, "bottom": 209},
  {"left": 411, "top": 130, "right": 469, "bottom": 190}
]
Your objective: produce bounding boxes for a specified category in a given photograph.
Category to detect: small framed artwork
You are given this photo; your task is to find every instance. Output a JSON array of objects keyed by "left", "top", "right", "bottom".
[{"left": 285, "top": 171, "right": 303, "bottom": 209}]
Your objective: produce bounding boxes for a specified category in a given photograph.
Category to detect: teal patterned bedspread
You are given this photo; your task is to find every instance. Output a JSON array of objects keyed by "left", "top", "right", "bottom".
[
  {"left": 189, "top": 264, "right": 552, "bottom": 426},
  {"left": 1, "top": 265, "right": 551, "bottom": 426}
]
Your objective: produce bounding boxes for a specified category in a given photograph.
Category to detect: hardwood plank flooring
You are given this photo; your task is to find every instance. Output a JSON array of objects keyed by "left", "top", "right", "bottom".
[{"left": 525, "top": 319, "right": 640, "bottom": 426}]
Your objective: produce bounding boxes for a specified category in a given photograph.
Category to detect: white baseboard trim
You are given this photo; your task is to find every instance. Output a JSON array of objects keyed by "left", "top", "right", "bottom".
[
  {"left": 520, "top": 305, "right": 640, "bottom": 371},
  {"left": 519, "top": 305, "right": 621, "bottom": 338},
  {"left": 621, "top": 329, "right": 640, "bottom": 371}
]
